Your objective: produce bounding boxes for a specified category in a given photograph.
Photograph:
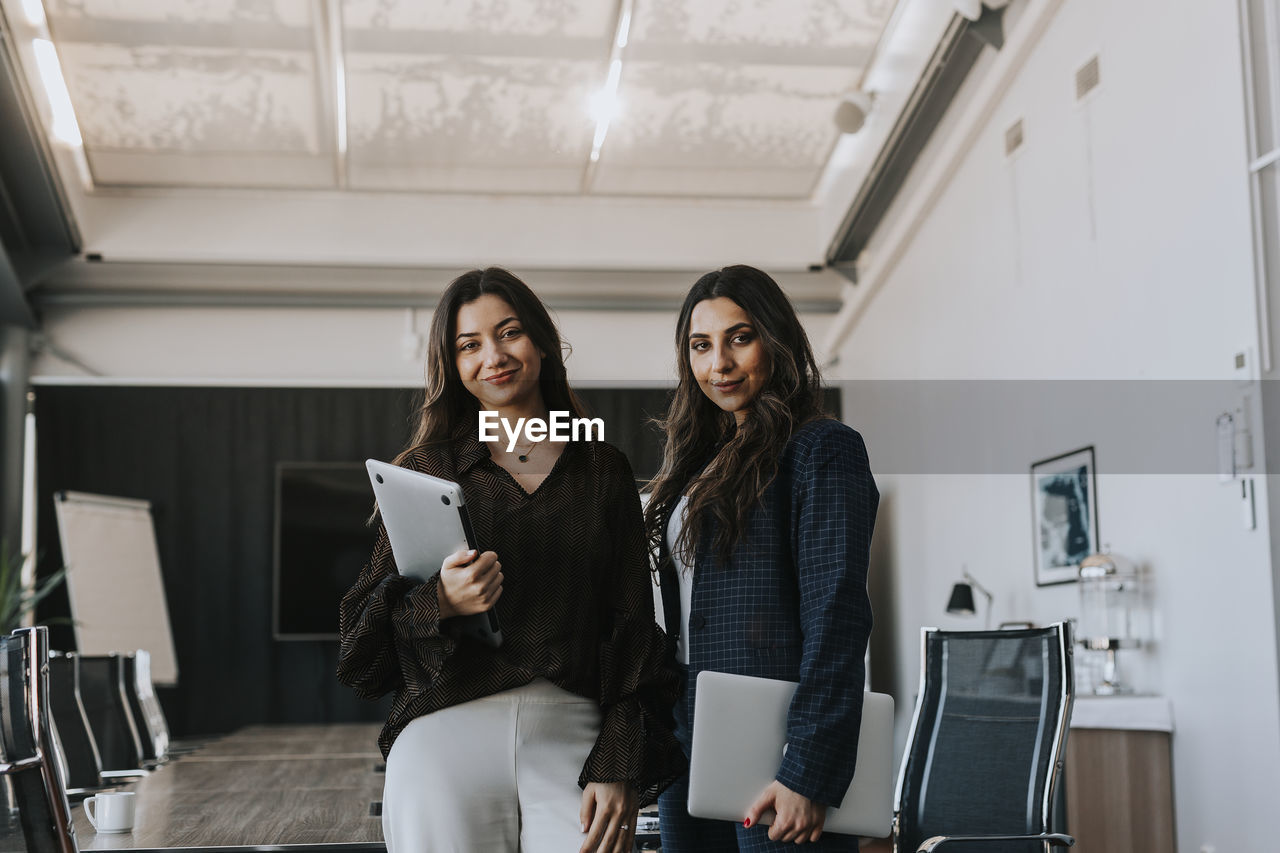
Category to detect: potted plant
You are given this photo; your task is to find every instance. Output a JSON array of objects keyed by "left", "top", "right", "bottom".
[{"left": 0, "top": 546, "right": 66, "bottom": 635}]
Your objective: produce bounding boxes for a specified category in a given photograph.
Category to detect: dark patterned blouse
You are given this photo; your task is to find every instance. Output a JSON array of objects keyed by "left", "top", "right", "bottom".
[{"left": 337, "top": 431, "right": 685, "bottom": 806}]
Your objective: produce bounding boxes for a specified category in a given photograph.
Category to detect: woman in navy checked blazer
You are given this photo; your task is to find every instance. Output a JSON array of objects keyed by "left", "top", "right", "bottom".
[{"left": 645, "top": 265, "right": 878, "bottom": 851}]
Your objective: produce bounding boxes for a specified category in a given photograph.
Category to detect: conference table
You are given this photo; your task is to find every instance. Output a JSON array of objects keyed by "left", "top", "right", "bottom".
[{"left": 74, "top": 723, "right": 387, "bottom": 851}]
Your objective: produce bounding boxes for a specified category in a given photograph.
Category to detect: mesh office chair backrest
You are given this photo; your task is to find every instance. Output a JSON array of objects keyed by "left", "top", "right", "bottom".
[
  {"left": 76, "top": 656, "right": 142, "bottom": 772},
  {"left": 118, "top": 657, "right": 155, "bottom": 764},
  {"left": 0, "top": 628, "right": 77, "bottom": 853},
  {"left": 129, "top": 651, "right": 168, "bottom": 761},
  {"left": 47, "top": 653, "right": 103, "bottom": 791},
  {"left": 895, "top": 625, "right": 1073, "bottom": 853}
]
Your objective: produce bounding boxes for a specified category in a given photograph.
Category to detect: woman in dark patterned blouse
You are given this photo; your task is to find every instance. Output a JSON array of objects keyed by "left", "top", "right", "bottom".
[
  {"left": 645, "top": 266, "right": 878, "bottom": 851},
  {"left": 338, "top": 267, "right": 683, "bottom": 853}
]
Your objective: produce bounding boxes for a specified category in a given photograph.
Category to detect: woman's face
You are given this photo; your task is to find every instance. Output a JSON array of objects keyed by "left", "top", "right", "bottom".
[
  {"left": 687, "top": 297, "right": 771, "bottom": 424},
  {"left": 454, "top": 293, "right": 544, "bottom": 411}
]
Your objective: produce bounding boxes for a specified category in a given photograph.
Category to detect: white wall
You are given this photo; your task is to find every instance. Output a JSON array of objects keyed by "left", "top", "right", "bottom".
[
  {"left": 30, "top": 304, "right": 832, "bottom": 387},
  {"left": 836, "top": 0, "right": 1279, "bottom": 849},
  {"left": 66, "top": 188, "right": 833, "bottom": 272}
]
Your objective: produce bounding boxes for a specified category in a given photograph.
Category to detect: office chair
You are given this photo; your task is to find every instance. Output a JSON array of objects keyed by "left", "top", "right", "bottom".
[
  {"left": 46, "top": 654, "right": 104, "bottom": 793},
  {"left": 894, "top": 623, "right": 1076, "bottom": 852},
  {"left": 121, "top": 651, "right": 204, "bottom": 762},
  {"left": 119, "top": 654, "right": 167, "bottom": 765},
  {"left": 74, "top": 656, "right": 145, "bottom": 775},
  {"left": 0, "top": 627, "right": 78, "bottom": 853}
]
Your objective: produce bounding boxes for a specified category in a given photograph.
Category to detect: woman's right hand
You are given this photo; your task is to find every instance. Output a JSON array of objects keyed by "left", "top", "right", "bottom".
[{"left": 436, "top": 549, "right": 503, "bottom": 618}]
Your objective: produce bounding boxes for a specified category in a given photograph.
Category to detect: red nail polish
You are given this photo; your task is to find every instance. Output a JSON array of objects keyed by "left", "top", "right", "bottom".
[{"left": 743, "top": 818, "right": 751, "bottom": 828}]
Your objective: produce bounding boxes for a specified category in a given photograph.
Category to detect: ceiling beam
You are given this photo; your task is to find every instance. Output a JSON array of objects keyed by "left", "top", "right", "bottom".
[
  {"left": 31, "top": 260, "right": 847, "bottom": 313},
  {"left": 821, "top": 0, "right": 1065, "bottom": 361},
  {"left": 825, "top": 6, "right": 1006, "bottom": 267},
  {"left": 0, "top": 7, "right": 80, "bottom": 327}
]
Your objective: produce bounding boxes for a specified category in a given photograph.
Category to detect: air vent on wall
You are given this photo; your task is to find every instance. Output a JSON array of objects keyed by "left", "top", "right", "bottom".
[
  {"left": 1076, "top": 55, "right": 1101, "bottom": 100},
  {"left": 1005, "top": 119, "right": 1024, "bottom": 156}
]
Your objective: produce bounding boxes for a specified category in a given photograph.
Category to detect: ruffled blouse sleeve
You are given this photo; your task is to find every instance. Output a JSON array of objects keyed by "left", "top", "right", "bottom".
[{"left": 336, "top": 516, "right": 460, "bottom": 700}]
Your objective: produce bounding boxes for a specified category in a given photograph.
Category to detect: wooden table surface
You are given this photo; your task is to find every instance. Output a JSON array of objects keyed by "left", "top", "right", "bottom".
[{"left": 75, "top": 723, "right": 386, "bottom": 851}]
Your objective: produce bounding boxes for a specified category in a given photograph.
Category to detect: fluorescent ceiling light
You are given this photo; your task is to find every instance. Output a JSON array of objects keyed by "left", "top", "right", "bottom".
[
  {"left": 614, "top": 4, "right": 632, "bottom": 49},
  {"left": 588, "top": 60, "right": 624, "bottom": 160},
  {"left": 32, "top": 39, "right": 82, "bottom": 147},
  {"left": 22, "top": 0, "right": 46, "bottom": 27},
  {"left": 324, "top": 0, "right": 348, "bottom": 187},
  {"left": 588, "top": 87, "right": 622, "bottom": 125},
  {"left": 588, "top": 0, "right": 633, "bottom": 164}
]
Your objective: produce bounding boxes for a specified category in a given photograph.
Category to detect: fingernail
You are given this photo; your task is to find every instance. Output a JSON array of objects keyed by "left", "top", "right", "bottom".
[
  {"left": 744, "top": 818, "right": 751, "bottom": 827},
  {"left": 580, "top": 823, "right": 586, "bottom": 833}
]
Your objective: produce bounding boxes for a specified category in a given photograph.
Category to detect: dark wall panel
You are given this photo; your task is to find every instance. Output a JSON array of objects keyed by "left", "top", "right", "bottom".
[
  {"left": 34, "top": 385, "right": 675, "bottom": 737},
  {"left": 34, "top": 384, "right": 835, "bottom": 737}
]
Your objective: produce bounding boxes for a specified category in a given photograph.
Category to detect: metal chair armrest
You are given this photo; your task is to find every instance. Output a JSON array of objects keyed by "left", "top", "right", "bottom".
[
  {"left": 918, "top": 832, "right": 1075, "bottom": 851},
  {"left": 99, "top": 769, "right": 149, "bottom": 780},
  {"left": 0, "top": 755, "right": 45, "bottom": 775}
]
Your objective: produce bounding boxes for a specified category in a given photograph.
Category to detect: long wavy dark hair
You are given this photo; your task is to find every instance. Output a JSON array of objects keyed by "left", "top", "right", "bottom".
[
  {"left": 644, "top": 265, "right": 827, "bottom": 567},
  {"left": 393, "top": 267, "right": 587, "bottom": 465}
]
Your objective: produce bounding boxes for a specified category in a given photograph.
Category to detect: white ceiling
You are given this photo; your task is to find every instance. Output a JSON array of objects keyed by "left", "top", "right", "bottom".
[
  {"left": 3, "top": 0, "right": 961, "bottom": 289},
  {"left": 43, "top": 0, "right": 896, "bottom": 199}
]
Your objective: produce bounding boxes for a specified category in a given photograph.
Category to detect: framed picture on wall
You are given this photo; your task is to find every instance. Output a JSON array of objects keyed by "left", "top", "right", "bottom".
[{"left": 1031, "top": 446, "right": 1099, "bottom": 586}]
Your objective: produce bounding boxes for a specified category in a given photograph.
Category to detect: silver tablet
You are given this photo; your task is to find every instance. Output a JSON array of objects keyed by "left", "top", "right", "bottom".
[
  {"left": 688, "top": 671, "right": 894, "bottom": 838},
  {"left": 365, "top": 459, "right": 503, "bottom": 647}
]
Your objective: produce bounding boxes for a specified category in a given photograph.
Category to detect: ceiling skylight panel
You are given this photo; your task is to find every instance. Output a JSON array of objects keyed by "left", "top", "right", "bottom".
[
  {"left": 56, "top": 44, "right": 320, "bottom": 153},
  {"left": 342, "top": 0, "right": 613, "bottom": 39},
  {"left": 341, "top": 0, "right": 609, "bottom": 193},
  {"left": 592, "top": 61, "right": 846, "bottom": 197},
  {"left": 44, "top": 0, "right": 312, "bottom": 30},
  {"left": 591, "top": 0, "right": 896, "bottom": 197},
  {"left": 344, "top": 53, "right": 598, "bottom": 192},
  {"left": 41, "top": 0, "right": 329, "bottom": 187},
  {"left": 631, "top": 0, "right": 890, "bottom": 51}
]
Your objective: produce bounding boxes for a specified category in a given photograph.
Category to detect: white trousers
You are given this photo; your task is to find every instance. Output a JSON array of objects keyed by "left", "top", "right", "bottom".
[{"left": 383, "top": 678, "right": 601, "bottom": 853}]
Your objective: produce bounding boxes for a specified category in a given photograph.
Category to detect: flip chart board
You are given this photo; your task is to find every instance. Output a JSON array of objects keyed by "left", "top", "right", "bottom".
[{"left": 53, "top": 491, "right": 178, "bottom": 685}]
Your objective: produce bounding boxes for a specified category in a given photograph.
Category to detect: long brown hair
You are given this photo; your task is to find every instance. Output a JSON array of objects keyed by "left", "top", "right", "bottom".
[
  {"left": 644, "top": 265, "right": 826, "bottom": 567},
  {"left": 393, "top": 267, "right": 587, "bottom": 464}
]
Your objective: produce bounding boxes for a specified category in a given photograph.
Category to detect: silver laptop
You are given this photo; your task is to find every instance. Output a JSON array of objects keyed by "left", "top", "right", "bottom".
[
  {"left": 365, "top": 459, "right": 502, "bottom": 647},
  {"left": 688, "top": 670, "right": 894, "bottom": 838}
]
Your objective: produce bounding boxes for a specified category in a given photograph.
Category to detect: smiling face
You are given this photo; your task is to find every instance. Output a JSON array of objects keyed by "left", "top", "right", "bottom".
[
  {"left": 687, "top": 296, "right": 771, "bottom": 425},
  {"left": 454, "top": 293, "right": 545, "bottom": 413}
]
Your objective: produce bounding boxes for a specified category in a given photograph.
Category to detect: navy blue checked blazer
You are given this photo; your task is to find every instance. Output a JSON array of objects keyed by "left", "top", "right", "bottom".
[{"left": 659, "top": 418, "right": 878, "bottom": 807}]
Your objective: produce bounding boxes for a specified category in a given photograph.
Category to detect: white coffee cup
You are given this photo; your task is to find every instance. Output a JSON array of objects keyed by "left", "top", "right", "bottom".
[{"left": 84, "top": 791, "right": 135, "bottom": 834}]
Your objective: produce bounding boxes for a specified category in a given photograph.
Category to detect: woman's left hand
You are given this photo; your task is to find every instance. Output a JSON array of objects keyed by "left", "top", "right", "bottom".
[
  {"left": 579, "top": 781, "right": 637, "bottom": 853},
  {"left": 744, "top": 780, "right": 827, "bottom": 843}
]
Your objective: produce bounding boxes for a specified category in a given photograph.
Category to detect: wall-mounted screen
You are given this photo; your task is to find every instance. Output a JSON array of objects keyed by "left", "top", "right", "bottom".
[{"left": 273, "top": 463, "right": 377, "bottom": 640}]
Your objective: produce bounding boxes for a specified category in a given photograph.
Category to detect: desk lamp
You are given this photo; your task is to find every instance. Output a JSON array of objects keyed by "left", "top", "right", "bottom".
[{"left": 946, "top": 568, "right": 994, "bottom": 630}]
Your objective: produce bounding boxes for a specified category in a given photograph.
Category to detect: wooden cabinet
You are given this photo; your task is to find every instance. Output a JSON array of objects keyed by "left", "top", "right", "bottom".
[{"left": 1064, "top": 698, "right": 1176, "bottom": 853}]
